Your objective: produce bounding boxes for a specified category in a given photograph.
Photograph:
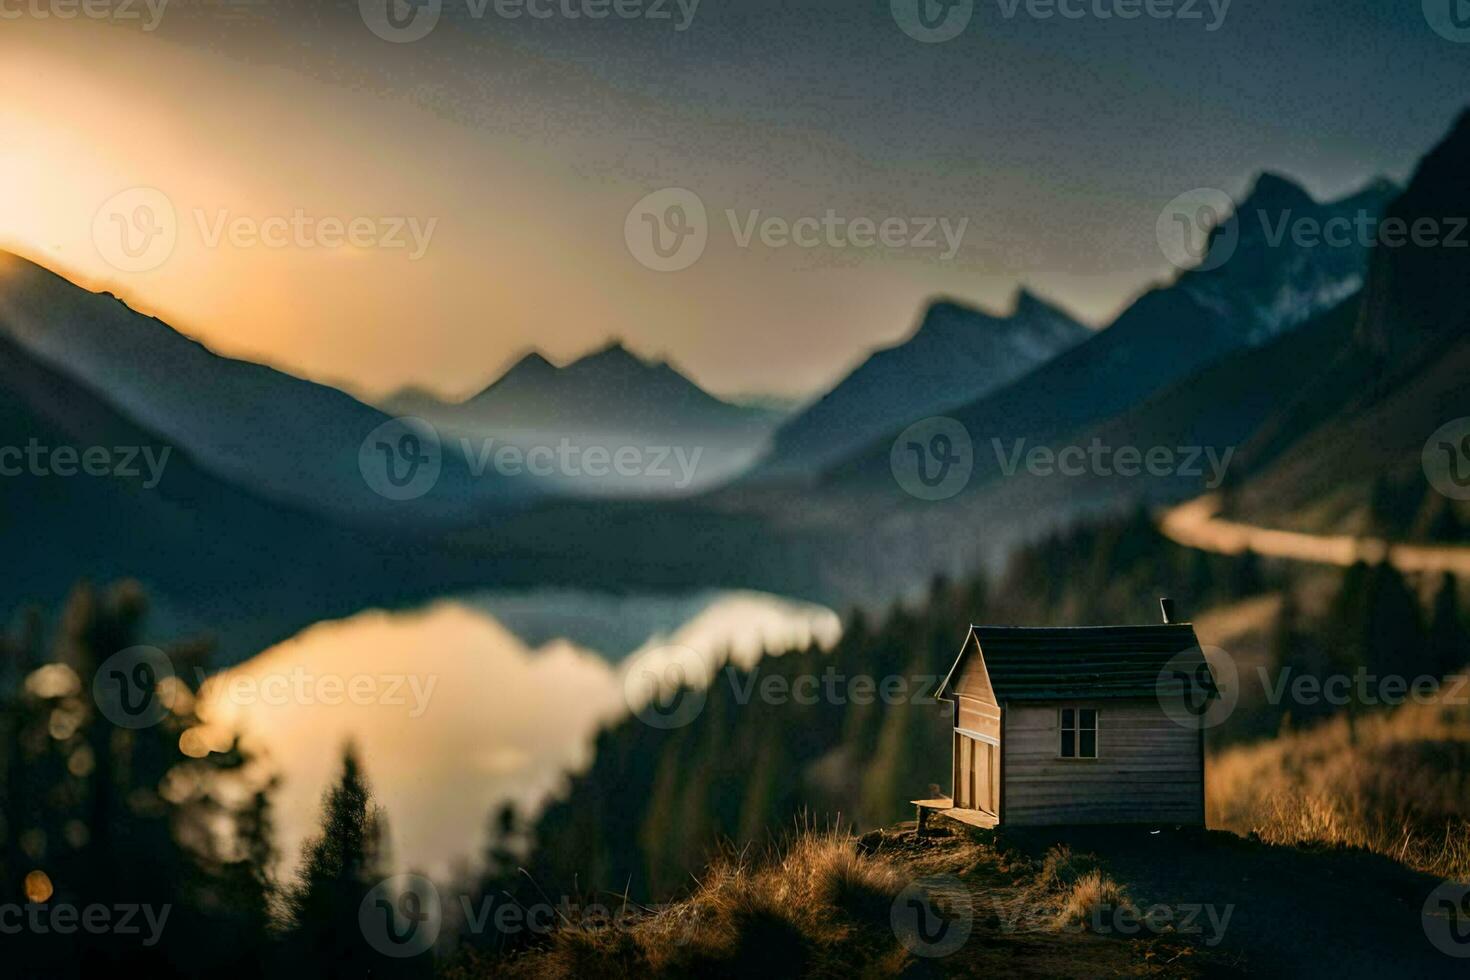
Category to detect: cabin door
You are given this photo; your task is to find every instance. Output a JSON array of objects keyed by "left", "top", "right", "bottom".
[{"left": 955, "top": 734, "right": 997, "bottom": 815}]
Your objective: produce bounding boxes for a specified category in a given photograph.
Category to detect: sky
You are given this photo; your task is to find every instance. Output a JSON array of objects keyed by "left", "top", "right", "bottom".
[{"left": 0, "top": 1, "right": 1464, "bottom": 401}]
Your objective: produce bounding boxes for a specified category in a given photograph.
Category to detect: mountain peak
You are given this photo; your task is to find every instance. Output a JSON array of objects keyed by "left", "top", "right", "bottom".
[
  {"left": 508, "top": 350, "right": 555, "bottom": 373},
  {"left": 1013, "top": 287, "right": 1062, "bottom": 319},
  {"left": 920, "top": 297, "right": 988, "bottom": 322},
  {"left": 1452, "top": 107, "right": 1470, "bottom": 142},
  {"left": 1241, "top": 171, "right": 1316, "bottom": 211},
  {"left": 574, "top": 338, "right": 651, "bottom": 369}
]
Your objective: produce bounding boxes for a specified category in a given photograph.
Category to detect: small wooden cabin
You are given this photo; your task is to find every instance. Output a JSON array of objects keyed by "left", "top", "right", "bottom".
[{"left": 933, "top": 600, "right": 1218, "bottom": 827}]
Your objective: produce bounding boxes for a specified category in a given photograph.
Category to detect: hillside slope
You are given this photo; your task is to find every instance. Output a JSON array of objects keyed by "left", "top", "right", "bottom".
[
  {"left": 817, "top": 173, "right": 1396, "bottom": 498},
  {"left": 0, "top": 252, "right": 532, "bottom": 525},
  {"left": 483, "top": 824, "right": 1459, "bottom": 979},
  {"left": 751, "top": 291, "right": 1089, "bottom": 481},
  {"left": 1222, "top": 109, "right": 1470, "bottom": 536},
  {"left": 0, "top": 331, "right": 387, "bottom": 656}
]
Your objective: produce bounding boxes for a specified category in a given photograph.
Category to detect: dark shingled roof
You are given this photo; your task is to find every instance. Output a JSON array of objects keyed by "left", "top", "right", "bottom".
[{"left": 938, "top": 623, "right": 1218, "bottom": 702}]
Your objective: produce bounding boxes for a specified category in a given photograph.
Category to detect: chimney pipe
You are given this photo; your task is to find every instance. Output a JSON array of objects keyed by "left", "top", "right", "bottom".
[{"left": 1160, "top": 598, "right": 1178, "bottom": 624}]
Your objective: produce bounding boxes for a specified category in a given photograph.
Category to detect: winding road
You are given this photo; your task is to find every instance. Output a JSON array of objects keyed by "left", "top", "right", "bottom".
[{"left": 1160, "top": 495, "right": 1470, "bottom": 576}]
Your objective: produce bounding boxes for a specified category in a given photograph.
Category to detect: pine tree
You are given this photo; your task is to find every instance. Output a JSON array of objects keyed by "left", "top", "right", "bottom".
[
  {"left": 1326, "top": 562, "right": 1373, "bottom": 675},
  {"left": 1272, "top": 590, "right": 1331, "bottom": 727},
  {"left": 1427, "top": 573, "right": 1469, "bottom": 679},
  {"left": 1361, "top": 562, "right": 1427, "bottom": 681},
  {"left": 3, "top": 582, "right": 280, "bottom": 974},
  {"left": 284, "top": 743, "right": 393, "bottom": 977}
]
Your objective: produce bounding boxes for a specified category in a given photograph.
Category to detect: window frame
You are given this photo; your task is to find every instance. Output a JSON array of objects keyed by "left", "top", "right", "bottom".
[{"left": 1057, "top": 706, "right": 1099, "bottom": 760}]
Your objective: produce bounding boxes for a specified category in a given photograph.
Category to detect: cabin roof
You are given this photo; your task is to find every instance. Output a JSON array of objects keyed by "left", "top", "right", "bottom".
[{"left": 936, "top": 623, "right": 1217, "bottom": 702}]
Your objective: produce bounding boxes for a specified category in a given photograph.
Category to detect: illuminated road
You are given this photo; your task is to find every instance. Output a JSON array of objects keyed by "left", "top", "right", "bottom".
[{"left": 1160, "top": 496, "right": 1470, "bottom": 575}]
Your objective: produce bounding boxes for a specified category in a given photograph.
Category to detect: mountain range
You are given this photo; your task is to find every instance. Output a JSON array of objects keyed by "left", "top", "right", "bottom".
[
  {"left": 808, "top": 170, "right": 1399, "bottom": 500},
  {"left": 384, "top": 343, "right": 784, "bottom": 494},
  {"left": 0, "top": 327, "right": 378, "bottom": 655},
  {"left": 386, "top": 342, "right": 779, "bottom": 440},
  {"left": 1222, "top": 109, "right": 1470, "bottom": 536},
  {"left": 1, "top": 108, "right": 1466, "bottom": 645},
  {"left": 749, "top": 290, "right": 1090, "bottom": 481},
  {"left": 0, "top": 254, "right": 535, "bottom": 527}
]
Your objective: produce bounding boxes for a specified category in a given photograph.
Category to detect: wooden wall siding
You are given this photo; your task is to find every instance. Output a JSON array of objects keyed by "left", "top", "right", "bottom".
[
  {"left": 1002, "top": 700, "right": 1203, "bottom": 826},
  {"left": 952, "top": 635, "right": 998, "bottom": 704},
  {"left": 956, "top": 697, "right": 1000, "bottom": 741}
]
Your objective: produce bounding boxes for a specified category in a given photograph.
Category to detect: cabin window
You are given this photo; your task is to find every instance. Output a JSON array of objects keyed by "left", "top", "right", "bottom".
[{"left": 1059, "top": 707, "right": 1098, "bottom": 759}]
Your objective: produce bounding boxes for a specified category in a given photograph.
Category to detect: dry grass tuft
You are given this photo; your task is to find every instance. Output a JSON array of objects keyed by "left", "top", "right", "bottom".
[
  {"left": 503, "top": 829, "right": 910, "bottom": 978},
  {"left": 1208, "top": 681, "right": 1470, "bottom": 878},
  {"left": 1054, "top": 870, "right": 1133, "bottom": 932}
]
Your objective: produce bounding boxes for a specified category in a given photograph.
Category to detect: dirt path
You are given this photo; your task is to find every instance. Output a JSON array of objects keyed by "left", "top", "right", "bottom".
[
  {"left": 1160, "top": 496, "right": 1470, "bottom": 575},
  {"left": 984, "top": 825, "right": 1463, "bottom": 979}
]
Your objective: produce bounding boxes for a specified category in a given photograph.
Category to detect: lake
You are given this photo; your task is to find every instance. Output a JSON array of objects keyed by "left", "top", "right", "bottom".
[{"left": 194, "top": 588, "right": 841, "bottom": 879}]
